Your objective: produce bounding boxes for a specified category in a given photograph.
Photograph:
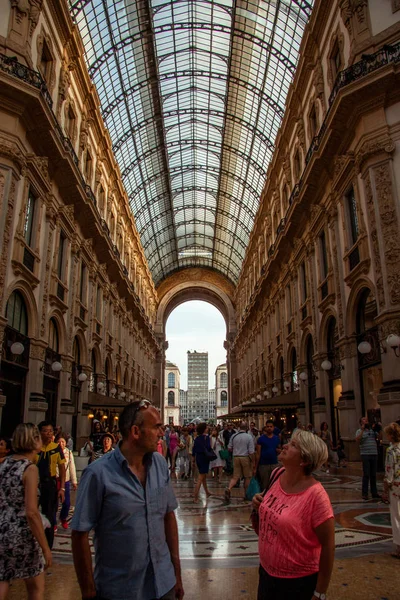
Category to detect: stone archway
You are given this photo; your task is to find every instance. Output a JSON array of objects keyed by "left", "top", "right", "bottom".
[{"left": 154, "top": 268, "right": 237, "bottom": 418}]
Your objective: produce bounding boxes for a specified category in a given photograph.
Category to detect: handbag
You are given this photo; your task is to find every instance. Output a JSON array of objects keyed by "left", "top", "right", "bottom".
[
  {"left": 246, "top": 476, "right": 261, "bottom": 501},
  {"left": 219, "top": 448, "right": 230, "bottom": 460},
  {"left": 205, "top": 448, "right": 218, "bottom": 462},
  {"left": 250, "top": 466, "right": 285, "bottom": 535}
]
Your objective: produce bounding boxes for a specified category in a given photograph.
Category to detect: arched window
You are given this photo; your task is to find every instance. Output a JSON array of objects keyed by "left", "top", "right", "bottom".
[
  {"left": 220, "top": 372, "right": 227, "bottom": 388},
  {"left": 48, "top": 318, "right": 59, "bottom": 352},
  {"left": 168, "top": 391, "right": 175, "bottom": 406},
  {"left": 6, "top": 291, "right": 28, "bottom": 335},
  {"left": 220, "top": 390, "right": 228, "bottom": 407},
  {"left": 168, "top": 372, "right": 175, "bottom": 388}
]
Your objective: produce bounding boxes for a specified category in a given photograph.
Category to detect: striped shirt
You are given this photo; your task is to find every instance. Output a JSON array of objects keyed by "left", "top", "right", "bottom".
[{"left": 356, "top": 429, "right": 378, "bottom": 455}]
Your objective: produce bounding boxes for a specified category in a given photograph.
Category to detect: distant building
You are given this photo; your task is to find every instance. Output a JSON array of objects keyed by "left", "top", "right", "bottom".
[
  {"left": 187, "top": 351, "right": 208, "bottom": 422},
  {"left": 215, "top": 363, "right": 228, "bottom": 419},
  {"left": 164, "top": 361, "right": 180, "bottom": 425},
  {"left": 179, "top": 389, "right": 188, "bottom": 424},
  {"left": 208, "top": 388, "right": 216, "bottom": 421}
]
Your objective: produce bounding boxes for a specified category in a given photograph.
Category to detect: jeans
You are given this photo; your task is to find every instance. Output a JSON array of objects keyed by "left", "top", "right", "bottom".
[
  {"left": 361, "top": 455, "right": 378, "bottom": 497},
  {"left": 257, "top": 565, "right": 318, "bottom": 600},
  {"left": 40, "top": 477, "right": 57, "bottom": 549},
  {"left": 60, "top": 480, "right": 71, "bottom": 521}
]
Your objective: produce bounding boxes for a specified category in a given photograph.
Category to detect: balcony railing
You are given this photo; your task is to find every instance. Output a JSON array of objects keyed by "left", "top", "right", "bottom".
[{"left": 0, "top": 54, "right": 53, "bottom": 107}]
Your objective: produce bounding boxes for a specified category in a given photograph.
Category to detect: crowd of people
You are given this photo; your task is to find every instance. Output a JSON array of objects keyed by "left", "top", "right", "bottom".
[{"left": 0, "top": 408, "right": 399, "bottom": 600}]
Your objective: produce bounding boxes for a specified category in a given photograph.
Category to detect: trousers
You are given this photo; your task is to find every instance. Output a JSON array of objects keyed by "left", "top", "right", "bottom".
[
  {"left": 40, "top": 477, "right": 57, "bottom": 549},
  {"left": 361, "top": 455, "right": 378, "bottom": 497},
  {"left": 257, "top": 565, "right": 318, "bottom": 600}
]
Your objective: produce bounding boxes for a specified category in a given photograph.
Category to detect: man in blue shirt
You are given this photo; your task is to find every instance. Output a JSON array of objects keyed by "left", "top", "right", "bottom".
[
  {"left": 71, "top": 400, "right": 184, "bottom": 600},
  {"left": 255, "top": 420, "right": 281, "bottom": 491}
]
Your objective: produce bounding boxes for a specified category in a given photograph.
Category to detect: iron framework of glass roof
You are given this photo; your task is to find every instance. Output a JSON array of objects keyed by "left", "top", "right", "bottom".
[{"left": 69, "top": 0, "right": 314, "bottom": 286}]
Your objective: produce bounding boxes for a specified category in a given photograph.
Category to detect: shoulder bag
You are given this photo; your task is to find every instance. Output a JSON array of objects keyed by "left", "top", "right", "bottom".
[{"left": 250, "top": 466, "right": 285, "bottom": 535}]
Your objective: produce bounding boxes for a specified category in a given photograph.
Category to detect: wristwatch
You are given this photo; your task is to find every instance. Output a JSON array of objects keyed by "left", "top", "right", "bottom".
[{"left": 313, "top": 592, "right": 326, "bottom": 600}]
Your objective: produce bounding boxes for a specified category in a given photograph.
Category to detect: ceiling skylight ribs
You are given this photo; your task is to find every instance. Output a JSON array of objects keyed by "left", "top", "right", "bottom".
[{"left": 69, "top": 0, "right": 314, "bottom": 286}]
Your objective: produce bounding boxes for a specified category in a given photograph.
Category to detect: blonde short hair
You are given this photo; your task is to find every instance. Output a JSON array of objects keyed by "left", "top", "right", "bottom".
[
  {"left": 12, "top": 423, "right": 40, "bottom": 454},
  {"left": 384, "top": 422, "right": 400, "bottom": 444},
  {"left": 293, "top": 430, "right": 328, "bottom": 475}
]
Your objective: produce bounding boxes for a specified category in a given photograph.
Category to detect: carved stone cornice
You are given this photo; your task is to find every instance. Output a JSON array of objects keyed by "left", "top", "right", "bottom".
[{"left": 355, "top": 137, "right": 395, "bottom": 173}]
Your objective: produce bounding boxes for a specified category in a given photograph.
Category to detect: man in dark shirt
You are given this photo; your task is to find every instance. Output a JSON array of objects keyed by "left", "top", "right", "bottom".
[{"left": 255, "top": 420, "right": 281, "bottom": 491}]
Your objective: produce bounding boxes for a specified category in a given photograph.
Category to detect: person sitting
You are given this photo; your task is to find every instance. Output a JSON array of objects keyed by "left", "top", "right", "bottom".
[{"left": 252, "top": 430, "right": 335, "bottom": 600}]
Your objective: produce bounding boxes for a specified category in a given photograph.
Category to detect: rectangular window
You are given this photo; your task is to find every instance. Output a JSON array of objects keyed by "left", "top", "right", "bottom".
[
  {"left": 320, "top": 230, "right": 328, "bottom": 279},
  {"left": 300, "top": 261, "right": 308, "bottom": 302},
  {"left": 79, "top": 262, "right": 87, "bottom": 304},
  {"left": 347, "top": 187, "right": 359, "bottom": 245},
  {"left": 57, "top": 231, "right": 66, "bottom": 280},
  {"left": 96, "top": 285, "right": 102, "bottom": 320},
  {"left": 24, "top": 190, "right": 36, "bottom": 247}
]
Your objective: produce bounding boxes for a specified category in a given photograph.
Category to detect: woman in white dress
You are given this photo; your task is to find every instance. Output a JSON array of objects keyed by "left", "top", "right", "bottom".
[
  {"left": 209, "top": 427, "right": 225, "bottom": 483},
  {"left": 383, "top": 422, "right": 400, "bottom": 559}
]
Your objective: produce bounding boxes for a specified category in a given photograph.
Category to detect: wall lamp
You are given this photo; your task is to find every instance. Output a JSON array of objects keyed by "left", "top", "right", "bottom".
[
  {"left": 299, "top": 370, "right": 317, "bottom": 386},
  {"left": 40, "top": 360, "right": 62, "bottom": 372},
  {"left": 358, "top": 333, "right": 400, "bottom": 357},
  {"left": 320, "top": 359, "right": 344, "bottom": 373},
  {"left": 10, "top": 341, "right": 24, "bottom": 355},
  {"left": 272, "top": 385, "right": 279, "bottom": 395},
  {"left": 263, "top": 389, "right": 271, "bottom": 399},
  {"left": 283, "top": 380, "right": 291, "bottom": 392}
]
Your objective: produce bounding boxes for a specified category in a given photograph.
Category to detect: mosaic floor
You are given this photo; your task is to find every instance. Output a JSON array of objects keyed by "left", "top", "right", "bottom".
[{"left": 8, "top": 465, "right": 400, "bottom": 599}]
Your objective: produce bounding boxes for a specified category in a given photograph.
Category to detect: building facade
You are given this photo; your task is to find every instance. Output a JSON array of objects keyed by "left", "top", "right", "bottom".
[
  {"left": 179, "top": 389, "right": 188, "bottom": 424},
  {"left": 230, "top": 1, "right": 400, "bottom": 458},
  {"left": 164, "top": 361, "right": 180, "bottom": 425},
  {"left": 215, "top": 363, "right": 228, "bottom": 420},
  {"left": 187, "top": 351, "right": 208, "bottom": 422},
  {"left": 0, "top": 2, "right": 159, "bottom": 445},
  {"left": 208, "top": 388, "right": 216, "bottom": 422}
]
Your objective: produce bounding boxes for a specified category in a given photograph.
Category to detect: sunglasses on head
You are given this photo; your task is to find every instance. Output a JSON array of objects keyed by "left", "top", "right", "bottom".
[{"left": 129, "top": 399, "right": 152, "bottom": 427}]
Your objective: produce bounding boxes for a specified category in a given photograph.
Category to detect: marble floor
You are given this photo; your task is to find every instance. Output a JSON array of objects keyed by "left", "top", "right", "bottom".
[{"left": 7, "top": 465, "right": 400, "bottom": 599}]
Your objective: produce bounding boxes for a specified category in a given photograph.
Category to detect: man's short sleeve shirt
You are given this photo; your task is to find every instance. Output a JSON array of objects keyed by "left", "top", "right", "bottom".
[
  {"left": 71, "top": 446, "right": 178, "bottom": 600},
  {"left": 35, "top": 442, "right": 65, "bottom": 479}
]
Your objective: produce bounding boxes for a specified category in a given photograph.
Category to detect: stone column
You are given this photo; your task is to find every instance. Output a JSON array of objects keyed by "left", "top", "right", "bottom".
[{"left": 27, "top": 340, "right": 48, "bottom": 423}]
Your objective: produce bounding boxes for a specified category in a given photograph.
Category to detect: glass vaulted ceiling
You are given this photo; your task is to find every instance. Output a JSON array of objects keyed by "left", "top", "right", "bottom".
[{"left": 69, "top": 0, "right": 314, "bottom": 285}]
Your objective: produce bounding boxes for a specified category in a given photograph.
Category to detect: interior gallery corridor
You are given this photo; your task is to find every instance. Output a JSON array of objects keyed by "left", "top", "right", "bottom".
[{"left": 6, "top": 465, "right": 400, "bottom": 600}]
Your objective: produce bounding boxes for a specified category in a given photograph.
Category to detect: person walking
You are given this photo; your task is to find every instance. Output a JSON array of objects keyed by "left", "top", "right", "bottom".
[
  {"left": 56, "top": 437, "right": 77, "bottom": 530},
  {"left": 224, "top": 421, "right": 255, "bottom": 502},
  {"left": 356, "top": 417, "right": 380, "bottom": 501},
  {"left": 0, "top": 423, "right": 52, "bottom": 600},
  {"left": 178, "top": 427, "right": 193, "bottom": 479},
  {"left": 383, "top": 422, "right": 400, "bottom": 559},
  {"left": 252, "top": 430, "right": 335, "bottom": 600},
  {"left": 71, "top": 400, "right": 183, "bottom": 600},
  {"left": 35, "top": 422, "right": 66, "bottom": 549},
  {"left": 319, "top": 422, "right": 335, "bottom": 473},
  {"left": 192, "top": 423, "right": 212, "bottom": 502},
  {"left": 255, "top": 421, "right": 281, "bottom": 491},
  {"left": 209, "top": 427, "right": 225, "bottom": 483}
]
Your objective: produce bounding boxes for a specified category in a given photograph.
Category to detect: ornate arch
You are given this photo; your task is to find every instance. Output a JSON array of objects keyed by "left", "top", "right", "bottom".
[
  {"left": 345, "top": 277, "right": 374, "bottom": 336},
  {"left": 299, "top": 327, "right": 315, "bottom": 364},
  {"left": 73, "top": 328, "right": 88, "bottom": 365},
  {"left": 4, "top": 280, "right": 39, "bottom": 339},
  {"left": 48, "top": 309, "right": 67, "bottom": 354},
  {"left": 318, "top": 309, "right": 338, "bottom": 352}
]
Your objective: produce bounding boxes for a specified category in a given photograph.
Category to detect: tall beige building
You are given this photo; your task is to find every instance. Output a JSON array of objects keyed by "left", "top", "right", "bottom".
[
  {"left": 0, "top": 1, "right": 399, "bottom": 464},
  {"left": 215, "top": 363, "right": 228, "bottom": 420},
  {"left": 164, "top": 361, "right": 180, "bottom": 425}
]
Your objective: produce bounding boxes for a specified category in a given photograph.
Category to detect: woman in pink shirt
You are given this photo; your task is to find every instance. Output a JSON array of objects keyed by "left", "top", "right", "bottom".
[{"left": 252, "top": 430, "right": 335, "bottom": 600}]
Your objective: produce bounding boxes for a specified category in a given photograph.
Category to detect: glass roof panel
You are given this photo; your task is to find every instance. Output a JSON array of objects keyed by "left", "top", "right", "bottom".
[{"left": 69, "top": 0, "right": 314, "bottom": 285}]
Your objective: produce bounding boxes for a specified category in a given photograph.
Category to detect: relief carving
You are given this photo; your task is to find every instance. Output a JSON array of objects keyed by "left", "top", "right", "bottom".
[
  {"left": 0, "top": 176, "right": 16, "bottom": 312},
  {"left": 355, "top": 137, "right": 395, "bottom": 173},
  {"left": 374, "top": 163, "right": 400, "bottom": 306},
  {"left": 363, "top": 172, "right": 384, "bottom": 309},
  {"left": 0, "top": 135, "right": 26, "bottom": 172}
]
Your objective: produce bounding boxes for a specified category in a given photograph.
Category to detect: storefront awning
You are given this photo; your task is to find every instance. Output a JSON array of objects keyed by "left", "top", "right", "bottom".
[{"left": 219, "top": 390, "right": 302, "bottom": 420}]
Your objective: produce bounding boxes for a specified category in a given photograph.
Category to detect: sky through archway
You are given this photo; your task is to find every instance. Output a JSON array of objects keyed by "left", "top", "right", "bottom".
[{"left": 165, "top": 300, "right": 226, "bottom": 389}]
